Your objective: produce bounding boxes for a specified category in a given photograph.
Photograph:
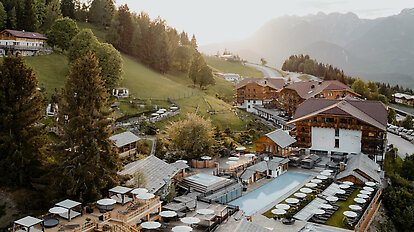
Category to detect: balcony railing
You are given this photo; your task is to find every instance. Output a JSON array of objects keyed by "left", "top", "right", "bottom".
[{"left": 0, "top": 45, "right": 52, "bottom": 51}]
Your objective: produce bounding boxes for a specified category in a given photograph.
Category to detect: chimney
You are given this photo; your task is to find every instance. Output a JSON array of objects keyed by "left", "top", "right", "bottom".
[
  {"left": 318, "top": 81, "right": 322, "bottom": 85},
  {"left": 311, "top": 84, "right": 315, "bottom": 89},
  {"left": 339, "top": 162, "right": 345, "bottom": 171}
]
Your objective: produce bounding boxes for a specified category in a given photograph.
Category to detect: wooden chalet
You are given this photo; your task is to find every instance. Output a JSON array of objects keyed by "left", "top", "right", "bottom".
[
  {"left": 254, "top": 129, "right": 296, "bottom": 157},
  {"left": 0, "top": 29, "right": 50, "bottom": 56}
]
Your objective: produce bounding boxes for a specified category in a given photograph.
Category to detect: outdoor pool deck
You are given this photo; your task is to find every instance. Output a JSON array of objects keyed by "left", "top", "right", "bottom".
[{"left": 230, "top": 171, "right": 312, "bottom": 216}]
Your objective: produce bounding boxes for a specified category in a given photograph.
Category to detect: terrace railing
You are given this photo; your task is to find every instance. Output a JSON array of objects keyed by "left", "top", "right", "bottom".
[
  {"left": 73, "top": 220, "right": 97, "bottom": 232},
  {"left": 354, "top": 185, "right": 383, "bottom": 231},
  {"left": 118, "top": 197, "right": 161, "bottom": 223}
]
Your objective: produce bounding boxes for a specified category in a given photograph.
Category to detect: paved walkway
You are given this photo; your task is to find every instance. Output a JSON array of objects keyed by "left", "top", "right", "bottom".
[{"left": 387, "top": 133, "right": 414, "bottom": 158}]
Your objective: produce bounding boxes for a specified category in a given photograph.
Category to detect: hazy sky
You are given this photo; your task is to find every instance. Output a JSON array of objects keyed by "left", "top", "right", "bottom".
[{"left": 116, "top": 0, "right": 413, "bottom": 45}]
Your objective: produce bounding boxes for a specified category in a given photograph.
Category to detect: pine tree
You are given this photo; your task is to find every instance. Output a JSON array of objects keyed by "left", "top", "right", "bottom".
[
  {"left": 42, "top": 0, "right": 62, "bottom": 31},
  {"left": 190, "top": 34, "right": 197, "bottom": 49},
  {"left": 0, "top": 2, "right": 7, "bottom": 29},
  {"left": 0, "top": 55, "right": 45, "bottom": 187},
  {"left": 22, "top": 0, "right": 38, "bottom": 31},
  {"left": 55, "top": 51, "right": 120, "bottom": 202},
  {"left": 188, "top": 51, "right": 204, "bottom": 86},
  {"left": 61, "top": 0, "right": 75, "bottom": 19},
  {"left": 8, "top": 6, "right": 17, "bottom": 29}
]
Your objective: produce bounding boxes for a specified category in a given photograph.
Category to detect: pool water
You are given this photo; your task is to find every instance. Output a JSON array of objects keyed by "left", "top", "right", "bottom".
[{"left": 230, "top": 171, "right": 311, "bottom": 216}]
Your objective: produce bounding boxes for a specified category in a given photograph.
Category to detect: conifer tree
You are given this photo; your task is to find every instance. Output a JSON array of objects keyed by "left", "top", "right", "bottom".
[
  {"left": 22, "top": 0, "right": 38, "bottom": 31},
  {"left": 0, "top": 2, "right": 7, "bottom": 29},
  {"left": 190, "top": 34, "right": 198, "bottom": 49},
  {"left": 61, "top": 0, "right": 75, "bottom": 19},
  {"left": 55, "top": 51, "right": 120, "bottom": 202},
  {"left": 0, "top": 55, "right": 45, "bottom": 187}
]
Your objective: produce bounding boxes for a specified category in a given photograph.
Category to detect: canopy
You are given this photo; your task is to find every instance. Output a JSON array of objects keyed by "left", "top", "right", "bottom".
[
  {"left": 97, "top": 199, "right": 116, "bottom": 206},
  {"left": 354, "top": 198, "right": 366, "bottom": 204},
  {"left": 349, "top": 205, "right": 362, "bottom": 211},
  {"left": 316, "top": 175, "right": 328, "bottom": 180},
  {"left": 56, "top": 199, "right": 81, "bottom": 209},
  {"left": 235, "top": 147, "right": 246, "bottom": 151},
  {"left": 226, "top": 161, "right": 237, "bottom": 165},
  {"left": 294, "top": 192, "right": 307, "bottom": 198},
  {"left": 320, "top": 204, "right": 333, "bottom": 209},
  {"left": 343, "top": 211, "right": 357, "bottom": 218},
  {"left": 201, "top": 156, "right": 212, "bottom": 160},
  {"left": 326, "top": 196, "right": 338, "bottom": 202},
  {"left": 136, "top": 193, "right": 155, "bottom": 200},
  {"left": 285, "top": 198, "right": 299, "bottom": 204},
  {"left": 14, "top": 216, "right": 43, "bottom": 228},
  {"left": 49, "top": 207, "right": 68, "bottom": 214},
  {"left": 339, "top": 184, "right": 350, "bottom": 189},
  {"left": 276, "top": 204, "right": 290, "bottom": 210},
  {"left": 140, "top": 221, "right": 161, "bottom": 229},
  {"left": 244, "top": 153, "right": 255, "bottom": 158},
  {"left": 196, "top": 209, "right": 214, "bottom": 215},
  {"left": 342, "top": 181, "right": 354, "bottom": 186},
  {"left": 131, "top": 188, "right": 148, "bottom": 195},
  {"left": 314, "top": 209, "right": 325, "bottom": 215},
  {"left": 180, "top": 217, "right": 200, "bottom": 224},
  {"left": 228, "top": 157, "right": 239, "bottom": 161},
  {"left": 159, "top": 210, "right": 177, "bottom": 218},
  {"left": 357, "top": 194, "right": 369, "bottom": 199},
  {"left": 271, "top": 208, "right": 286, "bottom": 215},
  {"left": 311, "top": 179, "right": 322, "bottom": 184},
  {"left": 363, "top": 186, "right": 374, "bottom": 192},
  {"left": 300, "top": 188, "right": 312, "bottom": 193},
  {"left": 172, "top": 226, "right": 193, "bottom": 232},
  {"left": 360, "top": 190, "right": 371, "bottom": 195},
  {"left": 305, "top": 183, "right": 317, "bottom": 188},
  {"left": 365, "top": 181, "right": 376, "bottom": 187},
  {"left": 109, "top": 186, "right": 132, "bottom": 195}
]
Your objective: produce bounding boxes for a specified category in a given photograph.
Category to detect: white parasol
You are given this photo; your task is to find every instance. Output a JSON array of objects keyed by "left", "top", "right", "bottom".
[
  {"left": 305, "top": 183, "right": 317, "bottom": 188},
  {"left": 180, "top": 217, "right": 200, "bottom": 225},
  {"left": 136, "top": 193, "right": 155, "bottom": 200},
  {"left": 349, "top": 205, "right": 362, "bottom": 211},
  {"left": 97, "top": 199, "right": 116, "bottom": 206},
  {"left": 285, "top": 198, "right": 299, "bottom": 204},
  {"left": 354, "top": 198, "right": 366, "bottom": 204},
  {"left": 276, "top": 204, "right": 290, "bottom": 210},
  {"left": 131, "top": 188, "right": 148, "bottom": 195},
  {"left": 365, "top": 181, "right": 376, "bottom": 187},
  {"left": 294, "top": 192, "right": 307, "bottom": 198},
  {"left": 300, "top": 188, "right": 313, "bottom": 194},
  {"left": 228, "top": 157, "right": 239, "bottom": 161},
  {"left": 271, "top": 208, "right": 286, "bottom": 215},
  {"left": 311, "top": 179, "right": 322, "bottom": 184},
  {"left": 159, "top": 210, "right": 177, "bottom": 218},
  {"left": 140, "top": 221, "right": 161, "bottom": 229},
  {"left": 343, "top": 211, "right": 357, "bottom": 218},
  {"left": 49, "top": 207, "right": 68, "bottom": 214},
  {"left": 196, "top": 209, "right": 214, "bottom": 215},
  {"left": 172, "top": 226, "right": 192, "bottom": 232}
]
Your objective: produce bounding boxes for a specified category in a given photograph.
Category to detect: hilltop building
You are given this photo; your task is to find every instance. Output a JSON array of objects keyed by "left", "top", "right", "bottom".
[
  {"left": 0, "top": 29, "right": 50, "bottom": 56},
  {"left": 234, "top": 78, "right": 285, "bottom": 113},
  {"left": 393, "top": 93, "right": 414, "bottom": 106},
  {"left": 279, "top": 80, "right": 359, "bottom": 116},
  {"left": 288, "top": 98, "right": 387, "bottom": 161}
]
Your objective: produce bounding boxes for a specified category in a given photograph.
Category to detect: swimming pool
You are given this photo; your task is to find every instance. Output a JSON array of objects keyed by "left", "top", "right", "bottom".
[{"left": 230, "top": 171, "right": 311, "bottom": 216}]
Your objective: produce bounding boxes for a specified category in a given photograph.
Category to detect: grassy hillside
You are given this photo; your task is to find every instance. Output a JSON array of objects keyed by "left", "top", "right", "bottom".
[{"left": 204, "top": 55, "right": 264, "bottom": 78}]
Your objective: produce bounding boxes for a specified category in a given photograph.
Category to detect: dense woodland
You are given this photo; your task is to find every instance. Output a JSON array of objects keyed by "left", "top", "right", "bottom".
[{"left": 282, "top": 55, "right": 414, "bottom": 104}]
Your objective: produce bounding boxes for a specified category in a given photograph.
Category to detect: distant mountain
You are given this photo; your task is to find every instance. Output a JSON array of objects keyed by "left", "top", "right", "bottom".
[{"left": 200, "top": 9, "right": 414, "bottom": 88}]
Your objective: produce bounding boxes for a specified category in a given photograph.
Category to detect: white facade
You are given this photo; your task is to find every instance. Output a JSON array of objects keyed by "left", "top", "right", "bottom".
[
  {"left": 238, "top": 99, "right": 263, "bottom": 113},
  {"left": 311, "top": 127, "right": 362, "bottom": 154}
]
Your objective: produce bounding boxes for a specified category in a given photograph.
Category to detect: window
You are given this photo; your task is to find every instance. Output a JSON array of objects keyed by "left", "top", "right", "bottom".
[
  {"left": 248, "top": 105, "right": 251, "bottom": 109},
  {"left": 313, "top": 117, "right": 317, "bottom": 122},
  {"left": 335, "top": 139, "right": 339, "bottom": 148},
  {"left": 327, "top": 118, "right": 334, "bottom": 123},
  {"left": 335, "top": 128, "right": 339, "bottom": 137},
  {"left": 340, "top": 119, "right": 347, "bottom": 124},
  {"left": 368, "top": 132, "right": 375, "bottom": 137},
  {"left": 253, "top": 100, "right": 256, "bottom": 104}
]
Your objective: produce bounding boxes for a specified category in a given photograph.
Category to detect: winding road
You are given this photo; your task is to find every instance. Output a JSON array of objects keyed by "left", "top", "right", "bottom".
[{"left": 245, "top": 63, "right": 283, "bottom": 78}]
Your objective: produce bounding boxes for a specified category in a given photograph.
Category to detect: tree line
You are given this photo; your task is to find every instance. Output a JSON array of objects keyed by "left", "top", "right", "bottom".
[{"left": 281, "top": 54, "right": 413, "bottom": 104}]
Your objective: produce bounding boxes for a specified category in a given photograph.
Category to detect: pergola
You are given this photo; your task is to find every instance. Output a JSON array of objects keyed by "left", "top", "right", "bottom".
[
  {"left": 109, "top": 186, "right": 133, "bottom": 205},
  {"left": 55, "top": 199, "right": 82, "bottom": 221},
  {"left": 13, "top": 216, "right": 44, "bottom": 232}
]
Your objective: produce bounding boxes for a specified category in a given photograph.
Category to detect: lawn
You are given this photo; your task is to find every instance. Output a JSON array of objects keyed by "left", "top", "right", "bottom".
[
  {"left": 325, "top": 188, "right": 361, "bottom": 229},
  {"left": 384, "top": 150, "right": 403, "bottom": 174},
  {"left": 204, "top": 55, "right": 264, "bottom": 78}
]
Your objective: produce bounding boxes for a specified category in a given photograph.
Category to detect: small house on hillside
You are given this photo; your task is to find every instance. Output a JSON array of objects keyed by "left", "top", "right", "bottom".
[
  {"left": 255, "top": 129, "right": 296, "bottom": 157},
  {"left": 109, "top": 131, "right": 140, "bottom": 157},
  {"left": 0, "top": 29, "right": 50, "bottom": 56},
  {"left": 112, "top": 88, "right": 129, "bottom": 99}
]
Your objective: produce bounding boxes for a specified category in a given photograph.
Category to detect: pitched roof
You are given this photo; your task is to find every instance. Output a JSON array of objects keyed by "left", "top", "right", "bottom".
[
  {"left": 393, "top": 93, "right": 414, "bottom": 100},
  {"left": 265, "top": 129, "right": 296, "bottom": 148},
  {"left": 171, "top": 161, "right": 189, "bottom": 170},
  {"left": 109, "top": 131, "right": 140, "bottom": 147},
  {"left": 2, "top": 29, "right": 47, "bottom": 40},
  {"left": 284, "top": 80, "right": 357, "bottom": 99},
  {"left": 247, "top": 161, "right": 268, "bottom": 173},
  {"left": 289, "top": 98, "right": 388, "bottom": 131},
  {"left": 336, "top": 153, "right": 381, "bottom": 183},
  {"left": 267, "top": 157, "right": 289, "bottom": 170},
  {"left": 215, "top": 219, "right": 272, "bottom": 232},
  {"left": 122, "top": 155, "right": 180, "bottom": 193},
  {"left": 235, "top": 78, "right": 285, "bottom": 90}
]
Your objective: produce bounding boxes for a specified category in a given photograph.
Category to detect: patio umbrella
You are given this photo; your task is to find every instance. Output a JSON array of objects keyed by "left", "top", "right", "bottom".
[
  {"left": 324, "top": 169, "right": 334, "bottom": 173},
  {"left": 294, "top": 192, "right": 307, "bottom": 198},
  {"left": 320, "top": 171, "right": 331, "bottom": 176},
  {"left": 354, "top": 198, "right": 366, "bottom": 204},
  {"left": 172, "top": 226, "right": 193, "bottom": 232},
  {"left": 176, "top": 160, "right": 188, "bottom": 164},
  {"left": 360, "top": 190, "right": 371, "bottom": 195},
  {"left": 180, "top": 217, "right": 200, "bottom": 225},
  {"left": 226, "top": 161, "right": 237, "bottom": 165},
  {"left": 320, "top": 204, "right": 333, "bottom": 209},
  {"left": 314, "top": 209, "right": 325, "bottom": 215},
  {"left": 357, "top": 194, "right": 369, "bottom": 199},
  {"left": 300, "top": 188, "right": 313, "bottom": 194},
  {"left": 311, "top": 179, "right": 322, "bottom": 184},
  {"left": 245, "top": 153, "right": 255, "bottom": 158},
  {"left": 305, "top": 183, "right": 317, "bottom": 188},
  {"left": 365, "top": 181, "right": 376, "bottom": 187},
  {"left": 316, "top": 175, "right": 328, "bottom": 180},
  {"left": 342, "top": 181, "right": 354, "bottom": 186},
  {"left": 271, "top": 208, "right": 286, "bottom": 215},
  {"left": 140, "top": 221, "right": 161, "bottom": 229},
  {"left": 339, "top": 184, "right": 350, "bottom": 189},
  {"left": 49, "top": 207, "right": 68, "bottom": 214},
  {"left": 136, "top": 193, "right": 155, "bottom": 200},
  {"left": 276, "top": 204, "right": 290, "bottom": 210},
  {"left": 159, "top": 210, "right": 177, "bottom": 218},
  {"left": 363, "top": 186, "right": 374, "bottom": 192},
  {"left": 235, "top": 147, "right": 246, "bottom": 151},
  {"left": 97, "top": 199, "right": 116, "bottom": 206},
  {"left": 285, "top": 198, "right": 299, "bottom": 204},
  {"left": 228, "top": 157, "right": 239, "bottom": 161},
  {"left": 201, "top": 156, "right": 212, "bottom": 160},
  {"left": 131, "top": 188, "right": 148, "bottom": 195},
  {"left": 343, "top": 211, "right": 358, "bottom": 218},
  {"left": 335, "top": 189, "right": 346, "bottom": 195},
  {"left": 349, "top": 205, "right": 362, "bottom": 211},
  {"left": 326, "top": 196, "right": 338, "bottom": 202},
  {"left": 196, "top": 209, "right": 214, "bottom": 215}
]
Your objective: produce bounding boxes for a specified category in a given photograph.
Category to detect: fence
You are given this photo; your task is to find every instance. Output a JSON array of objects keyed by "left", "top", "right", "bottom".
[{"left": 354, "top": 185, "right": 383, "bottom": 231}]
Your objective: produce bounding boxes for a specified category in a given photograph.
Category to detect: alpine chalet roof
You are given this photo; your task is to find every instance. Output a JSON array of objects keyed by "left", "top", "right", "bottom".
[
  {"left": 109, "top": 131, "right": 140, "bottom": 148},
  {"left": 2, "top": 29, "right": 47, "bottom": 40},
  {"left": 289, "top": 98, "right": 387, "bottom": 131},
  {"left": 265, "top": 129, "right": 296, "bottom": 148},
  {"left": 235, "top": 78, "right": 285, "bottom": 90},
  {"left": 336, "top": 153, "right": 381, "bottom": 183},
  {"left": 284, "top": 80, "right": 357, "bottom": 99},
  {"left": 393, "top": 93, "right": 414, "bottom": 100}
]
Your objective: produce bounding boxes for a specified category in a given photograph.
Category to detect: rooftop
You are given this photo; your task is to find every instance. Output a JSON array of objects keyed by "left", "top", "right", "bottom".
[
  {"left": 336, "top": 153, "right": 381, "bottom": 183},
  {"left": 235, "top": 78, "right": 285, "bottom": 90},
  {"left": 284, "top": 80, "right": 357, "bottom": 99},
  {"left": 2, "top": 29, "right": 47, "bottom": 40},
  {"left": 265, "top": 129, "right": 296, "bottom": 148},
  {"left": 109, "top": 131, "right": 140, "bottom": 148}
]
